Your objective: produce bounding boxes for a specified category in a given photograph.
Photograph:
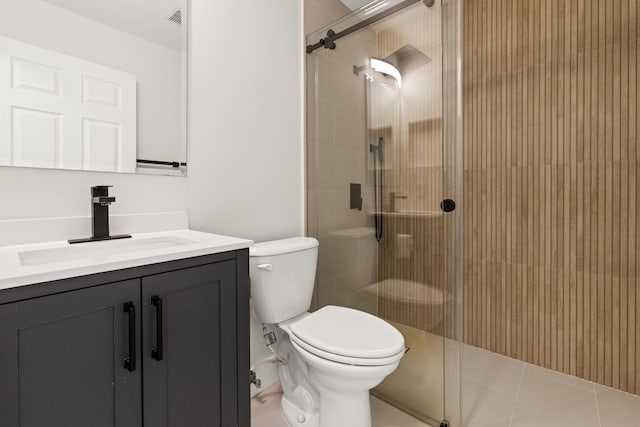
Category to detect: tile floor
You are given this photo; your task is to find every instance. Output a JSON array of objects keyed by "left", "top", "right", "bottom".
[
  {"left": 251, "top": 382, "right": 429, "bottom": 427},
  {"left": 252, "top": 344, "right": 640, "bottom": 427},
  {"left": 373, "top": 321, "right": 445, "bottom": 423},
  {"left": 461, "top": 345, "right": 640, "bottom": 427}
]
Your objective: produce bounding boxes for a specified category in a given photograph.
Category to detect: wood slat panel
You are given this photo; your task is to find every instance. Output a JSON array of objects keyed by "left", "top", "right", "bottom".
[{"left": 463, "top": 0, "right": 639, "bottom": 395}]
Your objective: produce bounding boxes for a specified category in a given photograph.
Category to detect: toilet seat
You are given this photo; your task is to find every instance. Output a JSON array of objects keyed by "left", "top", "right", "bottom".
[
  {"left": 290, "top": 334, "right": 405, "bottom": 366},
  {"left": 287, "top": 306, "right": 405, "bottom": 367}
]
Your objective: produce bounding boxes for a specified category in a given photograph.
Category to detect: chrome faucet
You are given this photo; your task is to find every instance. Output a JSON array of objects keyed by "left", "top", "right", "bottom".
[
  {"left": 68, "top": 186, "right": 131, "bottom": 244},
  {"left": 389, "top": 192, "right": 408, "bottom": 213}
]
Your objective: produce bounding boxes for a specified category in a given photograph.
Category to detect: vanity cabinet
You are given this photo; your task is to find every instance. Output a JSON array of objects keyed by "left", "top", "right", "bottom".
[
  {"left": 142, "top": 261, "right": 239, "bottom": 427},
  {"left": 0, "top": 250, "right": 250, "bottom": 427},
  {"left": 0, "top": 279, "right": 142, "bottom": 427}
]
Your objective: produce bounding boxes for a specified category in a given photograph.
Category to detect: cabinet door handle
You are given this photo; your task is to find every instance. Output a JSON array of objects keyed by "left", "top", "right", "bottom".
[
  {"left": 151, "top": 295, "right": 163, "bottom": 361},
  {"left": 123, "top": 302, "right": 136, "bottom": 372}
]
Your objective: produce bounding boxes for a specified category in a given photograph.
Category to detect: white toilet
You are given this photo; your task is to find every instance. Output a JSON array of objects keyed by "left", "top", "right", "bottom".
[{"left": 250, "top": 237, "right": 405, "bottom": 427}]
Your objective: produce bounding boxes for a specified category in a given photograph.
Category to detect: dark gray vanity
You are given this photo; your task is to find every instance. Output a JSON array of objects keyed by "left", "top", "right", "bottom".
[{"left": 0, "top": 249, "right": 250, "bottom": 427}]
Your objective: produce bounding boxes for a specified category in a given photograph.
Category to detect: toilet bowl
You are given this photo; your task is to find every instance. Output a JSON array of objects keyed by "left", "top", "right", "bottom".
[{"left": 249, "top": 238, "right": 404, "bottom": 427}]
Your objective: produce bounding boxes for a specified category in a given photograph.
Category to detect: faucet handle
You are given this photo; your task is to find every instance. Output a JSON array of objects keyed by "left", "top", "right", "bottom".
[
  {"left": 92, "top": 196, "right": 116, "bottom": 206},
  {"left": 91, "top": 186, "right": 115, "bottom": 206}
]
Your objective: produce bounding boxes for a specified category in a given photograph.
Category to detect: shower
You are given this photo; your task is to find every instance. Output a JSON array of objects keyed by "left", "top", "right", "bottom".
[{"left": 355, "top": 42, "right": 431, "bottom": 245}]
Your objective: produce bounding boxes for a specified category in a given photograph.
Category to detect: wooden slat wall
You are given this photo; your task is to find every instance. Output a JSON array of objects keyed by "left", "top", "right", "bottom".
[{"left": 463, "top": 0, "right": 639, "bottom": 395}]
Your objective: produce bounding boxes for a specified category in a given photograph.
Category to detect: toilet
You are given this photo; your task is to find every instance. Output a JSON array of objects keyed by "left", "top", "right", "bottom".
[{"left": 250, "top": 237, "right": 405, "bottom": 427}]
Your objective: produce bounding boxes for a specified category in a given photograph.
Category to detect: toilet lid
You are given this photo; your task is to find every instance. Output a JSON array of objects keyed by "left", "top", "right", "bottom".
[{"left": 289, "top": 306, "right": 405, "bottom": 360}]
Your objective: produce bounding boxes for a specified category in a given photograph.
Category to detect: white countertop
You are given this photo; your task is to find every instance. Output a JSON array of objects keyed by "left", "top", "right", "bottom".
[{"left": 0, "top": 229, "right": 253, "bottom": 291}]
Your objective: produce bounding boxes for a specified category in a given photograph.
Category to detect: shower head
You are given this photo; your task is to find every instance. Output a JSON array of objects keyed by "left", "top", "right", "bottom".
[
  {"left": 353, "top": 44, "right": 431, "bottom": 85},
  {"left": 383, "top": 43, "right": 431, "bottom": 76},
  {"left": 354, "top": 58, "right": 402, "bottom": 87},
  {"left": 371, "top": 58, "right": 402, "bottom": 87}
]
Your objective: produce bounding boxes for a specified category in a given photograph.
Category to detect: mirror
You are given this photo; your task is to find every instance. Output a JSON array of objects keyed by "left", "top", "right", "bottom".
[{"left": 0, "top": 0, "right": 188, "bottom": 176}]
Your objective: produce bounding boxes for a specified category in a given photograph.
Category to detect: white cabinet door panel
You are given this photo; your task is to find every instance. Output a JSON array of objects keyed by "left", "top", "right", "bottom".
[
  {"left": 0, "top": 36, "right": 137, "bottom": 172},
  {"left": 82, "top": 76, "right": 121, "bottom": 107},
  {"left": 82, "top": 118, "right": 121, "bottom": 172},
  {"left": 11, "top": 58, "right": 60, "bottom": 96},
  {"left": 11, "top": 107, "right": 61, "bottom": 169}
]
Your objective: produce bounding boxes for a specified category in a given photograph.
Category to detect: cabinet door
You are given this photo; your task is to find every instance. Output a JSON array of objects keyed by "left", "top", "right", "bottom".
[
  {"left": 142, "top": 261, "right": 237, "bottom": 427},
  {"left": 0, "top": 280, "right": 142, "bottom": 427}
]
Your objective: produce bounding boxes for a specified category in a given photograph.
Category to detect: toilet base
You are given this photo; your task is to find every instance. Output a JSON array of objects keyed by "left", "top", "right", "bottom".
[
  {"left": 281, "top": 394, "right": 319, "bottom": 427},
  {"left": 281, "top": 385, "right": 371, "bottom": 427},
  {"left": 313, "top": 379, "right": 372, "bottom": 427}
]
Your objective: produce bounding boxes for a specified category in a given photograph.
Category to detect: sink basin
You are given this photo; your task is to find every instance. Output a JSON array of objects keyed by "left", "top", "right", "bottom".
[{"left": 19, "top": 236, "right": 197, "bottom": 266}]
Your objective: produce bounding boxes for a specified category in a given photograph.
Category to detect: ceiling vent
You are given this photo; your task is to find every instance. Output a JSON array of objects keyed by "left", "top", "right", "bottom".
[{"left": 167, "top": 8, "right": 182, "bottom": 25}]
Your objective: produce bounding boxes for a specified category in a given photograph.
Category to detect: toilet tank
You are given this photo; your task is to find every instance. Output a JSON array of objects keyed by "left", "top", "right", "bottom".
[{"left": 249, "top": 237, "right": 319, "bottom": 324}]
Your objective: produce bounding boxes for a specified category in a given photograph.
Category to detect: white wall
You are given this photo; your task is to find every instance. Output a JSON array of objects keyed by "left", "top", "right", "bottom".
[
  {"left": 304, "top": 0, "right": 350, "bottom": 34},
  {"left": 0, "top": 167, "right": 188, "bottom": 220},
  {"left": 186, "top": 0, "right": 304, "bottom": 394},
  {"left": 0, "top": 0, "right": 181, "bottom": 163},
  {"left": 187, "top": 0, "right": 303, "bottom": 242},
  {"left": 0, "top": 0, "right": 304, "bottom": 398}
]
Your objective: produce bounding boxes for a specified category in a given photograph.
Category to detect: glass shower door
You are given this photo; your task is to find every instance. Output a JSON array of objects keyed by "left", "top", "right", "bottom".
[
  {"left": 306, "top": 1, "right": 455, "bottom": 425},
  {"left": 365, "top": 4, "right": 447, "bottom": 424}
]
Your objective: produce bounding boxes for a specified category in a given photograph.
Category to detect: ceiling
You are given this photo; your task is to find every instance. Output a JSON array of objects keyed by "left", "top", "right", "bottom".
[{"left": 41, "top": 0, "right": 182, "bottom": 50}]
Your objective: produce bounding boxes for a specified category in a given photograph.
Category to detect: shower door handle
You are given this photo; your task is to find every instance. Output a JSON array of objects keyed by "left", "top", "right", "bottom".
[{"left": 441, "top": 199, "right": 456, "bottom": 213}]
